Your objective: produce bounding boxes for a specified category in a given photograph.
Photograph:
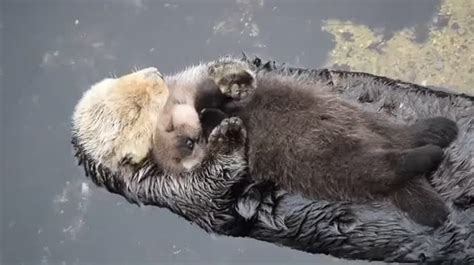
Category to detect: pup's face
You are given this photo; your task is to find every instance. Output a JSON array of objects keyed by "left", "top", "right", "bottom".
[
  {"left": 153, "top": 104, "right": 207, "bottom": 173},
  {"left": 72, "top": 67, "right": 169, "bottom": 171}
]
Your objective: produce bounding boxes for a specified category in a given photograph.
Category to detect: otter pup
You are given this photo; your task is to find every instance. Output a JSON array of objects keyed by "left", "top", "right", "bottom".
[
  {"left": 197, "top": 60, "right": 459, "bottom": 228},
  {"left": 153, "top": 58, "right": 456, "bottom": 228}
]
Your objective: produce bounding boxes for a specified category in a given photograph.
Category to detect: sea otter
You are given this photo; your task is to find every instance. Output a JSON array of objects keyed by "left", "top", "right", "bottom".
[
  {"left": 73, "top": 58, "right": 457, "bottom": 228},
  {"left": 70, "top": 56, "right": 473, "bottom": 263},
  {"left": 153, "top": 58, "right": 458, "bottom": 228}
]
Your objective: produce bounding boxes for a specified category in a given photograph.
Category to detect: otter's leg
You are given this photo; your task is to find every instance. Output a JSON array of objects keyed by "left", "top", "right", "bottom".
[
  {"left": 394, "top": 144, "right": 444, "bottom": 177},
  {"left": 408, "top": 117, "right": 458, "bottom": 148},
  {"left": 208, "top": 60, "right": 256, "bottom": 100},
  {"left": 364, "top": 116, "right": 457, "bottom": 150},
  {"left": 359, "top": 145, "right": 443, "bottom": 194},
  {"left": 208, "top": 117, "right": 247, "bottom": 155},
  {"left": 391, "top": 178, "right": 448, "bottom": 228}
]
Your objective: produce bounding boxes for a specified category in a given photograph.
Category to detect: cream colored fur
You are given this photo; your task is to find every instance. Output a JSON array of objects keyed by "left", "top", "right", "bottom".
[
  {"left": 72, "top": 67, "right": 169, "bottom": 171},
  {"left": 72, "top": 56, "right": 243, "bottom": 173}
]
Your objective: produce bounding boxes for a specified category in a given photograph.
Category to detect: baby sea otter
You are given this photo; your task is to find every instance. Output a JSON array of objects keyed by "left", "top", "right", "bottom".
[
  {"left": 74, "top": 58, "right": 457, "bottom": 228},
  {"left": 154, "top": 58, "right": 458, "bottom": 228}
]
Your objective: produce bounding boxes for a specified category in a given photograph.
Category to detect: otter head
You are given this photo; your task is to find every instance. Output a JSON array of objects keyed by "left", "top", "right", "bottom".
[
  {"left": 152, "top": 104, "right": 207, "bottom": 174},
  {"left": 72, "top": 67, "right": 169, "bottom": 172}
]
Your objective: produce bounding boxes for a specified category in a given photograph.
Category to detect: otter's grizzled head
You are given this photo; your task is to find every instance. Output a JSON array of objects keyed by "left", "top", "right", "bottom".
[{"left": 72, "top": 67, "right": 169, "bottom": 176}]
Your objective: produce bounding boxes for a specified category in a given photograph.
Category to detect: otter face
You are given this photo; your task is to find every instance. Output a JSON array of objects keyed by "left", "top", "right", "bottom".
[
  {"left": 72, "top": 67, "right": 169, "bottom": 172},
  {"left": 153, "top": 104, "right": 207, "bottom": 173}
]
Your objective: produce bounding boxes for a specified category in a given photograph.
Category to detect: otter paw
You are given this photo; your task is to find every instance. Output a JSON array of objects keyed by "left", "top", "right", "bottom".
[
  {"left": 208, "top": 61, "right": 256, "bottom": 100},
  {"left": 208, "top": 117, "right": 247, "bottom": 154},
  {"left": 411, "top": 117, "right": 458, "bottom": 148}
]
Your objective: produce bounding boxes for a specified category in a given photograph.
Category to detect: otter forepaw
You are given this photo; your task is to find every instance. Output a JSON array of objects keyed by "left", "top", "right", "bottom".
[
  {"left": 411, "top": 117, "right": 458, "bottom": 148},
  {"left": 208, "top": 61, "right": 256, "bottom": 100},
  {"left": 208, "top": 117, "right": 247, "bottom": 154}
]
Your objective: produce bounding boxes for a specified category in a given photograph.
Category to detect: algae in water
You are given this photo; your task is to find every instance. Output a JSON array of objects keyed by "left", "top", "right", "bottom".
[{"left": 323, "top": 0, "right": 473, "bottom": 94}]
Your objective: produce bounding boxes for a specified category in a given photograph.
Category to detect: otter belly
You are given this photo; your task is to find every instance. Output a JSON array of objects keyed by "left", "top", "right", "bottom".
[{"left": 241, "top": 84, "right": 393, "bottom": 201}]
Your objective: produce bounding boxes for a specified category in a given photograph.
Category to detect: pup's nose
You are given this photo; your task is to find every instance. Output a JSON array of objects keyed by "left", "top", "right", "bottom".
[{"left": 139, "top": 67, "right": 163, "bottom": 79}]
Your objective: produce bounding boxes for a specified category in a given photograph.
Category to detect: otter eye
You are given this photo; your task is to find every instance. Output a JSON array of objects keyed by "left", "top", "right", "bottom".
[{"left": 185, "top": 138, "right": 195, "bottom": 150}]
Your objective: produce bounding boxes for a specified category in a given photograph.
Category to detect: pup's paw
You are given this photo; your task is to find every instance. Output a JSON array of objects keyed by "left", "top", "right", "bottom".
[
  {"left": 208, "top": 61, "right": 256, "bottom": 100},
  {"left": 208, "top": 117, "right": 247, "bottom": 154},
  {"left": 411, "top": 117, "right": 458, "bottom": 148}
]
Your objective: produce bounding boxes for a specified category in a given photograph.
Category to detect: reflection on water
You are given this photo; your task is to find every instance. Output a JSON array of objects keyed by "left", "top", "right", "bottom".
[{"left": 324, "top": 0, "right": 474, "bottom": 95}]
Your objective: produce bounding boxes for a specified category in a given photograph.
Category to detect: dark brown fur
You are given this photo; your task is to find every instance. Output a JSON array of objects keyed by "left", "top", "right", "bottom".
[
  {"left": 195, "top": 63, "right": 458, "bottom": 228},
  {"left": 152, "top": 96, "right": 207, "bottom": 174}
]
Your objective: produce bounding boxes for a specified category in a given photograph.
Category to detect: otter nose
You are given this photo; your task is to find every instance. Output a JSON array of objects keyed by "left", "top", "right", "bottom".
[{"left": 139, "top": 67, "right": 163, "bottom": 79}]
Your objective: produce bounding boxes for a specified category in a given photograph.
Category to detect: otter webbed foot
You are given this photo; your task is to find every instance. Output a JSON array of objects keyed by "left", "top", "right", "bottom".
[
  {"left": 391, "top": 179, "right": 448, "bottom": 228},
  {"left": 208, "top": 61, "right": 256, "bottom": 100},
  {"left": 396, "top": 144, "right": 444, "bottom": 177},
  {"left": 208, "top": 117, "right": 247, "bottom": 155},
  {"left": 410, "top": 117, "right": 458, "bottom": 148}
]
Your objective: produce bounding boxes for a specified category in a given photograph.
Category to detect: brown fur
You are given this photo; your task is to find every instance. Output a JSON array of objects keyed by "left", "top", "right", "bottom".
[
  {"left": 196, "top": 60, "right": 458, "bottom": 228},
  {"left": 81, "top": 59, "right": 455, "bottom": 228},
  {"left": 232, "top": 75, "right": 441, "bottom": 199},
  {"left": 152, "top": 102, "right": 206, "bottom": 173},
  {"left": 150, "top": 59, "right": 253, "bottom": 174}
]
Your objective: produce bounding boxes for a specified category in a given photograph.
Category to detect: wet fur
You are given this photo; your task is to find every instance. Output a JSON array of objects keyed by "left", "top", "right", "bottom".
[
  {"left": 151, "top": 59, "right": 256, "bottom": 173},
  {"left": 194, "top": 60, "right": 458, "bottom": 228},
  {"left": 71, "top": 56, "right": 474, "bottom": 263}
]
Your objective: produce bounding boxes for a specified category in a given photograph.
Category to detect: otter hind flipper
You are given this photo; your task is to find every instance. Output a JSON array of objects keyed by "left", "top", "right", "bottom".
[
  {"left": 410, "top": 117, "right": 458, "bottom": 148},
  {"left": 396, "top": 145, "right": 444, "bottom": 177},
  {"left": 391, "top": 179, "right": 449, "bottom": 228}
]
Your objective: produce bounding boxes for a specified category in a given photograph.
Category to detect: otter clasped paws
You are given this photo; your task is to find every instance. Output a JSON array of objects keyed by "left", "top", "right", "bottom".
[
  {"left": 208, "top": 61, "right": 256, "bottom": 100},
  {"left": 208, "top": 117, "right": 247, "bottom": 155}
]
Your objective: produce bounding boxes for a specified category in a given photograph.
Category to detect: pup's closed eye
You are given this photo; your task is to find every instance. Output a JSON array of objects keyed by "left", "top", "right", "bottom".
[{"left": 185, "top": 138, "right": 195, "bottom": 150}]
